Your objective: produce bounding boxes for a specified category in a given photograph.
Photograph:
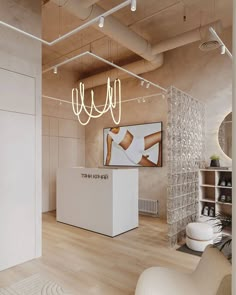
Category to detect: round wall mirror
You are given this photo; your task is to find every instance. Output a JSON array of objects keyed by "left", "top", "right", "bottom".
[{"left": 218, "top": 112, "right": 232, "bottom": 159}]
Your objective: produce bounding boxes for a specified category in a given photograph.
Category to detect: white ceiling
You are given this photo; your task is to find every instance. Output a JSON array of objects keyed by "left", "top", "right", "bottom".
[{"left": 42, "top": 0, "right": 232, "bottom": 77}]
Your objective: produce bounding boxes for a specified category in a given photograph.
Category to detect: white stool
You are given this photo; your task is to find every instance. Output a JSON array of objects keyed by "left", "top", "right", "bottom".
[{"left": 186, "top": 222, "right": 214, "bottom": 252}]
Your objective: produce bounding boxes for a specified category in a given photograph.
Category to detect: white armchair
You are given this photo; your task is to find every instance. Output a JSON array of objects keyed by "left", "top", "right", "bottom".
[{"left": 135, "top": 245, "right": 231, "bottom": 295}]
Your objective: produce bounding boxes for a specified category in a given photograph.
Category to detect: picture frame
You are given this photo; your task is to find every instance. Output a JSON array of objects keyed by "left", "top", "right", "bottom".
[{"left": 103, "top": 121, "right": 163, "bottom": 167}]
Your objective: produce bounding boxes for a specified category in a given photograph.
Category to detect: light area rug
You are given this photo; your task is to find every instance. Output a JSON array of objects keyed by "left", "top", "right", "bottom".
[{"left": 0, "top": 274, "right": 72, "bottom": 295}]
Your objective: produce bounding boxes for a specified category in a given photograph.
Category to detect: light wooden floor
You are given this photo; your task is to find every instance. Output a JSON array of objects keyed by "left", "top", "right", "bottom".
[{"left": 0, "top": 212, "right": 200, "bottom": 294}]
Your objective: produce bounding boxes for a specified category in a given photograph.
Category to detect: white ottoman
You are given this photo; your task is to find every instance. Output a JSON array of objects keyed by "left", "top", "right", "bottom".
[
  {"left": 186, "top": 222, "right": 214, "bottom": 252},
  {"left": 197, "top": 216, "right": 221, "bottom": 233}
]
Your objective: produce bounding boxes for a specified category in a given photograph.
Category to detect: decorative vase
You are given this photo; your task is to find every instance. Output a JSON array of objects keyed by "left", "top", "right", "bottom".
[{"left": 210, "top": 159, "right": 220, "bottom": 167}]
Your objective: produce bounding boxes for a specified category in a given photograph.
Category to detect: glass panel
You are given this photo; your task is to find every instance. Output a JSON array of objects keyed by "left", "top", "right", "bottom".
[{"left": 167, "top": 86, "right": 205, "bottom": 247}]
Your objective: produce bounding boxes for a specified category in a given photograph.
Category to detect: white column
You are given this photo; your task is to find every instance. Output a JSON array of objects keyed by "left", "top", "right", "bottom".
[{"left": 0, "top": 1, "right": 42, "bottom": 270}]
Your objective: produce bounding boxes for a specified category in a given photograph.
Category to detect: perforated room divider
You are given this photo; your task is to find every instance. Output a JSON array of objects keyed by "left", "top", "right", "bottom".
[{"left": 167, "top": 86, "right": 205, "bottom": 247}]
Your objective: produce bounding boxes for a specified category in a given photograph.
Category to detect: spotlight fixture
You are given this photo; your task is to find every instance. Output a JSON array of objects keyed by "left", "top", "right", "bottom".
[
  {"left": 98, "top": 16, "right": 105, "bottom": 28},
  {"left": 146, "top": 82, "right": 150, "bottom": 89},
  {"left": 137, "top": 98, "right": 141, "bottom": 103},
  {"left": 220, "top": 45, "right": 226, "bottom": 55},
  {"left": 142, "top": 97, "right": 146, "bottom": 103},
  {"left": 131, "top": 0, "right": 136, "bottom": 11},
  {"left": 209, "top": 27, "right": 232, "bottom": 60},
  {"left": 162, "top": 93, "right": 165, "bottom": 99},
  {"left": 140, "top": 80, "right": 144, "bottom": 86},
  {"left": 53, "top": 67, "right": 58, "bottom": 74}
]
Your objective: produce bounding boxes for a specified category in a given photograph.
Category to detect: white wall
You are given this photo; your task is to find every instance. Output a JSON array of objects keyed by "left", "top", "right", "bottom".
[
  {"left": 42, "top": 114, "right": 85, "bottom": 212},
  {"left": 42, "top": 70, "right": 85, "bottom": 212},
  {"left": 0, "top": 0, "right": 41, "bottom": 270}
]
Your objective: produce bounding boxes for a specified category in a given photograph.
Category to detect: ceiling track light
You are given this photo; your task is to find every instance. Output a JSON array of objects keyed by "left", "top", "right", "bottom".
[
  {"left": 53, "top": 67, "right": 58, "bottom": 74},
  {"left": 142, "top": 97, "right": 146, "bottom": 103},
  {"left": 220, "top": 45, "right": 226, "bottom": 55},
  {"left": 43, "top": 51, "right": 167, "bottom": 93},
  {"left": 209, "top": 27, "right": 232, "bottom": 60},
  {"left": 98, "top": 16, "right": 105, "bottom": 28},
  {"left": 131, "top": 0, "right": 136, "bottom": 11},
  {"left": 0, "top": 1, "right": 132, "bottom": 46},
  {"left": 140, "top": 80, "right": 144, "bottom": 86}
]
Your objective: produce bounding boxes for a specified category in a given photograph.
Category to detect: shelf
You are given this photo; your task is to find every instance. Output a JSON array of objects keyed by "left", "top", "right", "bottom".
[
  {"left": 200, "top": 184, "right": 232, "bottom": 189},
  {"left": 217, "top": 201, "right": 232, "bottom": 206},
  {"left": 200, "top": 199, "right": 215, "bottom": 203},
  {"left": 200, "top": 168, "right": 232, "bottom": 172},
  {"left": 199, "top": 169, "right": 232, "bottom": 220},
  {"left": 200, "top": 184, "right": 215, "bottom": 188},
  {"left": 216, "top": 186, "right": 232, "bottom": 189}
]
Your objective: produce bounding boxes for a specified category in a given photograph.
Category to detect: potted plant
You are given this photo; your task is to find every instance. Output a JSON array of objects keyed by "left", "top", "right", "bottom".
[{"left": 210, "top": 154, "right": 220, "bottom": 167}]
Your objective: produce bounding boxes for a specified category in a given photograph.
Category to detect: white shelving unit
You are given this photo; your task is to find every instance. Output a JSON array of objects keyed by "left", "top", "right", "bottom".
[{"left": 199, "top": 169, "right": 232, "bottom": 218}]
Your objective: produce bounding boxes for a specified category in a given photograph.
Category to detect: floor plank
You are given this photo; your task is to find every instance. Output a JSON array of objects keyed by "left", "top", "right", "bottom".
[{"left": 0, "top": 212, "right": 200, "bottom": 294}]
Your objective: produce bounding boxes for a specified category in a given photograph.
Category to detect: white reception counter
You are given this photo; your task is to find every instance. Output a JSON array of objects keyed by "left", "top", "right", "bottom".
[{"left": 57, "top": 167, "right": 139, "bottom": 237}]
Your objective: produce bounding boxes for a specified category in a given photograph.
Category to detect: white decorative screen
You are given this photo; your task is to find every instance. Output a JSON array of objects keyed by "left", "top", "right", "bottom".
[{"left": 167, "top": 86, "right": 205, "bottom": 247}]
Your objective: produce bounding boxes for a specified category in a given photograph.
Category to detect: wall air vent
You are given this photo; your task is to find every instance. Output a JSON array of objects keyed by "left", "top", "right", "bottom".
[{"left": 199, "top": 40, "right": 220, "bottom": 52}]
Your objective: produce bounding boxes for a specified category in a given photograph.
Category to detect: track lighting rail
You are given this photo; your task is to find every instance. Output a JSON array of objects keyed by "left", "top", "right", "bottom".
[
  {"left": 0, "top": 0, "right": 132, "bottom": 46},
  {"left": 42, "top": 51, "right": 167, "bottom": 92},
  {"left": 209, "top": 27, "right": 232, "bottom": 59}
]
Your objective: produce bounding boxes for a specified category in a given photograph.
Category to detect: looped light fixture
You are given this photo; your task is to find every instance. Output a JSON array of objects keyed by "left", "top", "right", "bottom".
[{"left": 72, "top": 78, "right": 121, "bottom": 125}]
